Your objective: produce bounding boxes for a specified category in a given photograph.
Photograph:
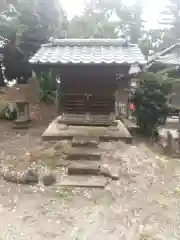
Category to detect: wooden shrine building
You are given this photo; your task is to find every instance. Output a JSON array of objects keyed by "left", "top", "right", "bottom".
[{"left": 29, "top": 38, "right": 146, "bottom": 126}]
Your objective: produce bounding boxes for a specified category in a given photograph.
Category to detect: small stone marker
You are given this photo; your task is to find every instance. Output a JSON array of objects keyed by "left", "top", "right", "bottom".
[
  {"left": 165, "top": 131, "right": 176, "bottom": 155},
  {"left": 19, "top": 169, "right": 39, "bottom": 184},
  {"left": 100, "top": 164, "right": 119, "bottom": 180},
  {"left": 42, "top": 172, "right": 56, "bottom": 186}
]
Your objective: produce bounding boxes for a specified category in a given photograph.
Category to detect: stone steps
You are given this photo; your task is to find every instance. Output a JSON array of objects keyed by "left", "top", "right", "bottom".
[
  {"left": 68, "top": 162, "right": 100, "bottom": 176},
  {"left": 65, "top": 147, "right": 101, "bottom": 161},
  {"left": 72, "top": 136, "right": 99, "bottom": 148},
  {"left": 65, "top": 136, "right": 103, "bottom": 184},
  {"left": 12, "top": 119, "right": 31, "bottom": 129},
  {"left": 57, "top": 136, "right": 118, "bottom": 188}
]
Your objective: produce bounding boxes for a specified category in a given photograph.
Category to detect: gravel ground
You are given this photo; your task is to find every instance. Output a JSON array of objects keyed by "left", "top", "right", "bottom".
[
  {"left": 0, "top": 158, "right": 180, "bottom": 240},
  {"left": 0, "top": 111, "right": 180, "bottom": 239}
]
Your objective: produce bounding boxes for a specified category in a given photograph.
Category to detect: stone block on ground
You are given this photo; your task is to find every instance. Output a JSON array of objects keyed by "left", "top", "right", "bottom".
[
  {"left": 3, "top": 170, "right": 19, "bottom": 183},
  {"left": 100, "top": 164, "right": 120, "bottom": 180},
  {"left": 53, "top": 140, "right": 71, "bottom": 153},
  {"left": 72, "top": 136, "right": 99, "bottom": 148},
  {"left": 59, "top": 176, "right": 108, "bottom": 188},
  {"left": 42, "top": 172, "right": 56, "bottom": 186},
  {"left": 109, "top": 170, "right": 119, "bottom": 180},
  {"left": 157, "top": 129, "right": 179, "bottom": 154},
  {"left": 68, "top": 162, "right": 100, "bottom": 175},
  {"left": 66, "top": 148, "right": 101, "bottom": 161},
  {"left": 19, "top": 169, "right": 39, "bottom": 184},
  {"left": 165, "top": 130, "right": 177, "bottom": 155}
]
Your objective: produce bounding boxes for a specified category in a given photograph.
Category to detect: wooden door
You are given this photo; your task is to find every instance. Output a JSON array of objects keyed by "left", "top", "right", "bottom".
[
  {"left": 62, "top": 93, "right": 87, "bottom": 114},
  {"left": 88, "top": 93, "right": 114, "bottom": 115}
]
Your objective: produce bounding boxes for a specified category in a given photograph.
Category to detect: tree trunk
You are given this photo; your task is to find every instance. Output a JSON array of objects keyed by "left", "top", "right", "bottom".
[{"left": 0, "top": 65, "right": 5, "bottom": 87}]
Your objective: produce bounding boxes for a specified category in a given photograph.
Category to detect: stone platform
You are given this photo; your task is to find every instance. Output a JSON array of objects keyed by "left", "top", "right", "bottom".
[{"left": 42, "top": 117, "right": 132, "bottom": 143}]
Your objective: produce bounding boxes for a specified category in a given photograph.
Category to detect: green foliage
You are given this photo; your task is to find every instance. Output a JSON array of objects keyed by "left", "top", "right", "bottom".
[
  {"left": 152, "top": 0, "right": 180, "bottom": 51},
  {"left": 0, "top": 4, "right": 26, "bottom": 39},
  {"left": 4, "top": 103, "right": 17, "bottom": 120},
  {"left": 0, "top": 102, "right": 17, "bottom": 120},
  {"left": 133, "top": 72, "right": 178, "bottom": 136},
  {"left": 0, "top": 0, "right": 67, "bottom": 84},
  {"left": 0, "top": 0, "right": 68, "bottom": 56},
  {"left": 139, "top": 29, "right": 165, "bottom": 58},
  {"left": 67, "top": 0, "right": 143, "bottom": 42},
  {"left": 39, "top": 70, "right": 56, "bottom": 102}
]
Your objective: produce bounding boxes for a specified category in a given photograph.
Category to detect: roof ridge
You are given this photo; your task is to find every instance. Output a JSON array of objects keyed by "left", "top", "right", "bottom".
[
  {"left": 147, "top": 42, "right": 180, "bottom": 68},
  {"left": 29, "top": 38, "right": 146, "bottom": 65},
  {"left": 46, "top": 37, "right": 130, "bottom": 47}
]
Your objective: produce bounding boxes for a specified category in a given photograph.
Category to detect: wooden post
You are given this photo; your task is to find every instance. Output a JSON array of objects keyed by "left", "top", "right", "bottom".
[
  {"left": 56, "top": 75, "right": 62, "bottom": 115},
  {"left": 178, "top": 111, "right": 180, "bottom": 153},
  {"left": 165, "top": 131, "right": 174, "bottom": 155}
]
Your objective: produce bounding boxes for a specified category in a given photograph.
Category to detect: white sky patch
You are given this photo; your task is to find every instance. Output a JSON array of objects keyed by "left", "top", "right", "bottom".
[
  {"left": 59, "top": 0, "right": 170, "bottom": 29},
  {"left": 59, "top": 0, "right": 85, "bottom": 19}
]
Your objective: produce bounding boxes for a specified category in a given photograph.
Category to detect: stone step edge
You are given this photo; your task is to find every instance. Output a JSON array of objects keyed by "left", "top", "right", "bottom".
[
  {"left": 68, "top": 162, "right": 101, "bottom": 176},
  {"left": 58, "top": 176, "right": 109, "bottom": 188},
  {"left": 65, "top": 148, "right": 101, "bottom": 161}
]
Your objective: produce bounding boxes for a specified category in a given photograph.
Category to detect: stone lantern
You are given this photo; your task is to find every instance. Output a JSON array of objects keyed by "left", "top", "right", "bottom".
[
  {"left": 13, "top": 100, "right": 30, "bottom": 128},
  {"left": 6, "top": 75, "right": 40, "bottom": 129}
]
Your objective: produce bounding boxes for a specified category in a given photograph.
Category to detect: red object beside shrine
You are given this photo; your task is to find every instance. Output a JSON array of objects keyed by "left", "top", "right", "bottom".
[{"left": 129, "top": 103, "right": 135, "bottom": 111}]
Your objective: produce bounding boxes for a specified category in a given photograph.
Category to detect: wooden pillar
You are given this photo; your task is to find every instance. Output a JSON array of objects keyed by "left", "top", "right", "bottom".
[
  {"left": 0, "top": 64, "right": 5, "bottom": 87},
  {"left": 56, "top": 74, "right": 65, "bottom": 115},
  {"left": 178, "top": 111, "right": 180, "bottom": 153}
]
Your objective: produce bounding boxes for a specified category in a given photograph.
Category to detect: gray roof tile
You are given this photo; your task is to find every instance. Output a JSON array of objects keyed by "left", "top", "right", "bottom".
[
  {"left": 147, "top": 42, "right": 180, "bottom": 68},
  {"left": 29, "top": 38, "right": 146, "bottom": 65},
  {"left": 156, "top": 53, "right": 180, "bottom": 65}
]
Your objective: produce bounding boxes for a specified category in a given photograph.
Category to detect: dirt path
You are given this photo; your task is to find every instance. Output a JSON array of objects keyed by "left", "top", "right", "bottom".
[
  {"left": 0, "top": 157, "right": 180, "bottom": 240},
  {"left": 0, "top": 108, "right": 180, "bottom": 239}
]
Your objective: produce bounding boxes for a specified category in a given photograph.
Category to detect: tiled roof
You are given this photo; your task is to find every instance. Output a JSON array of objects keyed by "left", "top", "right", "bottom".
[
  {"left": 29, "top": 38, "right": 146, "bottom": 65},
  {"left": 147, "top": 42, "right": 180, "bottom": 68},
  {"left": 156, "top": 53, "right": 180, "bottom": 65}
]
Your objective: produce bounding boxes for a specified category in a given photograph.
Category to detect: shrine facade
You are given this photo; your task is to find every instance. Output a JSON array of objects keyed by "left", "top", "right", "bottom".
[{"left": 29, "top": 38, "right": 146, "bottom": 126}]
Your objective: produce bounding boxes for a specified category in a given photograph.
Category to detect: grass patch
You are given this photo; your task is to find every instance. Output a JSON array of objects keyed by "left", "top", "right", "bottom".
[
  {"left": 39, "top": 156, "right": 59, "bottom": 169},
  {"left": 4, "top": 157, "right": 31, "bottom": 171},
  {"left": 58, "top": 187, "right": 77, "bottom": 200}
]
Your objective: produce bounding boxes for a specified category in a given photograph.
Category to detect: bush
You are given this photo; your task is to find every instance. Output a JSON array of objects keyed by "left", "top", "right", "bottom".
[
  {"left": 0, "top": 101, "right": 17, "bottom": 120},
  {"left": 39, "top": 70, "right": 56, "bottom": 102},
  {"left": 133, "top": 72, "right": 178, "bottom": 136}
]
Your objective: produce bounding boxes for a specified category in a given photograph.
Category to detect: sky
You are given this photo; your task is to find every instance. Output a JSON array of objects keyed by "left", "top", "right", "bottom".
[{"left": 59, "top": 0, "right": 170, "bottom": 29}]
